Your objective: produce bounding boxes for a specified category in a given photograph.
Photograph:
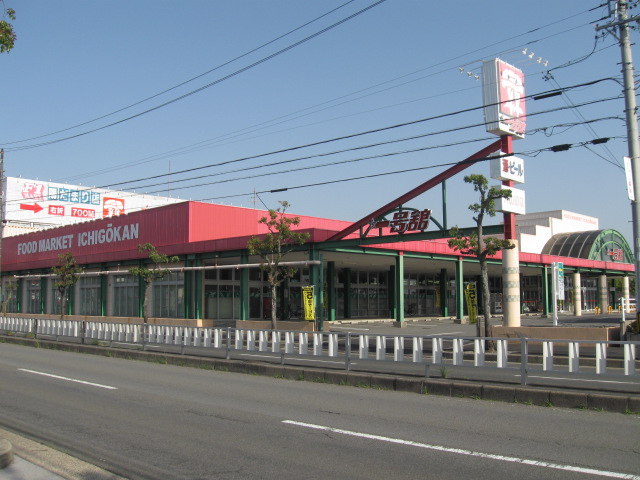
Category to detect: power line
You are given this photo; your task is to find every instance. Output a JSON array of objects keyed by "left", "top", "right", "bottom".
[
  {"left": 132, "top": 111, "right": 624, "bottom": 196},
  {"left": 86, "top": 78, "right": 620, "bottom": 192},
  {"left": 5, "top": 2, "right": 604, "bottom": 175},
  {"left": 1, "top": 0, "right": 388, "bottom": 152},
  {"left": 195, "top": 137, "right": 621, "bottom": 202}
]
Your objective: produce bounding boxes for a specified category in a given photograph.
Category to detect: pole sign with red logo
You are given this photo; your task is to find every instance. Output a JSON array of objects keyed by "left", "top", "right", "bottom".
[{"left": 482, "top": 58, "right": 526, "bottom": 139}]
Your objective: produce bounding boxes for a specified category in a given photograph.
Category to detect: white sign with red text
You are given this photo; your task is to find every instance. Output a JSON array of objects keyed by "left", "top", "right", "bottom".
[
  {"left": 482, "top": 58, "right": 526, "bottom": 139},
  {"left": 490, "top": 155, "right": 525, "bottom": 184},
  {"left": 4, "top": 177, "right": 182, "bottom": 227},
  {"left": 497, "top": 185, "right": 526, "bottom": 215}
]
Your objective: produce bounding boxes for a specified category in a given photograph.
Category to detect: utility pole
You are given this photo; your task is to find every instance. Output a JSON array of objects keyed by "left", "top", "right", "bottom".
[{"left": 597, "top": 1, "right": 640, "bottom": 322}]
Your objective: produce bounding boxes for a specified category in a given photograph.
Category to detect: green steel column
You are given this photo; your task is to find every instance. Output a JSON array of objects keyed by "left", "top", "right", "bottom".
[
  {"left": 344, "top": 268, "right": 352, "bottom": 319},
  {"left": 16, "top": 278, "right": 22, "bottom": 313},
  {"left": 184, "top": 257, "right": 192, "bottom": 319},
  {"left": 440, "top": 268, "right": 449, "bottom": 317},
  {"left": 194, "top": 256, "right": 203, "bottom": 320},
  {"left": 541, "top": 266, "right": 550, "bottom": 316},
  {"left": 318, "top": 254, "right": 324, "bottom": 330},
  {"left": 100, "top": 273, "right": 107, "bottom": 316},
  {"left": 327, "top": 261, "right": 336, "bottom": 322},
  {"left": 240, "top": 253, "right": 249, "bottom": 321},
  {"left": 67, "top": 281, "right": 75, "bottom": 316},
  {"left": 309, "top": 247, "right": 324, "bottom": 330},
  {"left": 394, "top": 252, "right": 405, "bottom": 324},
  {"left": 456, "top": 257, "right": 464, "bottom": 320},
  {"left": 137, "top": 266, "right": 145, "bottom": 318},
  {"left": 40, "top": 277, "right": 46, "bottom": 314},
  {"left": 389, "top": 266, "right": 396, "bottom": 319},
  {"left": 309, "top": 247, "right": 319, "bottom": 328}
]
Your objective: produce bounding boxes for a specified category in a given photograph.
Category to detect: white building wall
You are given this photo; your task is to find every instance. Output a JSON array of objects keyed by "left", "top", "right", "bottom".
[{"left": 517, "top": 210, "right": 599, "bottom": 254}]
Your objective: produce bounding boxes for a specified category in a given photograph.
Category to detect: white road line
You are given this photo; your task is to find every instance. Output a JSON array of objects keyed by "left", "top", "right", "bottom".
[
  {"left": 434, "top": 332, "right": 464, "bottom": 336},
  {"left": 283, "top": 420, "right": 640, "bottom": 480},
  {"left": 18, "top": 369, "right": 117, "bottom": 390}
]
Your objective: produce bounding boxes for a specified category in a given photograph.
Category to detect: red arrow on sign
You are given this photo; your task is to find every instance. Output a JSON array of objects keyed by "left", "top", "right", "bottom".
[{"left": 20, "top": 203, "right": 43, "bottom": 214}]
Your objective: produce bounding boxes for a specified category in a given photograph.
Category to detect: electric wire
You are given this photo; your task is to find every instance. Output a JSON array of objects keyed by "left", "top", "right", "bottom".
[
  {"left": 195, "top": 138, "right": 620, "bottom": 202},
  {"left": 1, "top": 0, "right": 388, "bottom": 152},
  {"left": 94, "top": 79, "right": 622, "bottom": 191}
]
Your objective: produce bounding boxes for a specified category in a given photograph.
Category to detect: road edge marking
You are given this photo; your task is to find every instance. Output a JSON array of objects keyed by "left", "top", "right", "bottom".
[
  {"left": 283, "top": 420, "right": 640, "bottom": 479},
  {"left": 18, "top": 369, "right": 117, "bottom": 390}
]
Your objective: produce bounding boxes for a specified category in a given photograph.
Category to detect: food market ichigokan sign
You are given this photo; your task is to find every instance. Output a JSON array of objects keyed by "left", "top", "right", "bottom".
[{"left": 16, "top": 223, "right": 140, "bottom": 256}]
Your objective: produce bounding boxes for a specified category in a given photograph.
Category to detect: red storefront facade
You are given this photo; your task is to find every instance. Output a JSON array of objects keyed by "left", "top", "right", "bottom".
[{"left": 1, "top": 201, "right": 635, "bottom": 325}]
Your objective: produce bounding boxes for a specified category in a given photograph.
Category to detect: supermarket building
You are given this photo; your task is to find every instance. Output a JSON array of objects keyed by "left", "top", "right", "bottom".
[{"left": 0, "top": 201, "right": 634, "bottom": 329}]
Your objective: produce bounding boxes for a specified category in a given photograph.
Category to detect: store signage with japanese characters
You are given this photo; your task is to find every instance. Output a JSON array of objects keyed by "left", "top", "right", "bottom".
[
  {"left": 370, "top": 209, "right": 432, "bottom": 234},
  {"left": 497, "top": 186, "right": 526, "bottom": 215},
  {"left": 482, "top": 58, "right": 526, "bottom": 139},
  {"left": 490, "top": 155, "right": 524, "bottom": 184},
  {"left": 4, "top": 176, "right": 181, "bottom": 227},
  {"left": 608, "top": 249, "right": 624, "bottom": 261}
]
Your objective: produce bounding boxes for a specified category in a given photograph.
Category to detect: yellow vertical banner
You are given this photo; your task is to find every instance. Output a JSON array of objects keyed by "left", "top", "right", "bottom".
[
  {"left": 303, "top": 286, "right": 315, "bottom": 321},
  {"left": 465, "top": 283, "right": 477, "bottom": 324}
]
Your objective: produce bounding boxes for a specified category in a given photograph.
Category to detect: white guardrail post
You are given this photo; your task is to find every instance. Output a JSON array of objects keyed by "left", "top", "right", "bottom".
[
  {"left": 474, "top": 338, "right": 485, "bottom": 367},
  {"left": 412, "top": 336, "right": 423, "bottom": 363},
  {"left": 394, "top": 336, "right": 404, "bottom": 362},
  {"left": 285, "top": 331, "right": 295, "bottom": 354},
  {"left": 313, "top": 332, "right": 322, "bottom": 356},
  {"left": 376, "top": 336, "right": 386, "bottom": 361},
  {"left": 496, "top": 339, "right": 507, "bottom": 368},
  {"left": 543, "top": 341, "right": 554, "bottom": 371},
  {"left": 595, "top": 341, "right": 607, "bottom": 375},
  {"left": 432, "top": 337, "right": 443, "bottom": 365},
  {"left": 568, "top": 342, "right": 579, "bottom": 373},
  {"left": 452, "top": 338, "right": 463, "bottom": 366},
  {"left": 624, "top": 343, "right": 636, "bottom": 376},
  {"left": 359, "top": 334, "right": 369, "bottom": 359},
  {"left": 299, "top": 332, "right": 308, "bottom": 355}
]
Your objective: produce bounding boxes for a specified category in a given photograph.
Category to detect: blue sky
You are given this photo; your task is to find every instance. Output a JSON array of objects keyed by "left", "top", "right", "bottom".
[{"left": 1, "top": 1, "right": 637, "bottom": 241}]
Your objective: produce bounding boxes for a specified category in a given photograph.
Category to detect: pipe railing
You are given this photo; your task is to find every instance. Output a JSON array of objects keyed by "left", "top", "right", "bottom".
[{"left": 1, "top": 317, "right": 637, "bottom": 386}]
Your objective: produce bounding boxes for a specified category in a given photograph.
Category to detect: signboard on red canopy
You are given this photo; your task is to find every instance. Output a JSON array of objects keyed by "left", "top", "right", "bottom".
[{"left": 482, "top": 58, "right": 526, "bottom": 139}]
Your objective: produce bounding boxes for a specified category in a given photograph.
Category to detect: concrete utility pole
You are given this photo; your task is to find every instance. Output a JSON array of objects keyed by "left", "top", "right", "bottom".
[{"left": 597, "top": 1, "right": 640, "bottom": 321}]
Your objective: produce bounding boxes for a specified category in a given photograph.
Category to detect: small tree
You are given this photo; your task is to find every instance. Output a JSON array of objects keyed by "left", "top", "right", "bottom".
[
  {"left": 247, "top": 201, "right": 310, "bottom": 330},
  {"left": 1, "top": 278, "right": 16, "bottom": 316},
  {"left": 0, "top": 6, "right": 16, "bottom": 54},
  {"left": 448, "top": 174, "right": 514, "bottom": 347},
  {"left": 52, "top": 252, "right": 82, "bottom": 319},
  {"left": 129, "top": 243, "right": 179, "bottom": 324}
]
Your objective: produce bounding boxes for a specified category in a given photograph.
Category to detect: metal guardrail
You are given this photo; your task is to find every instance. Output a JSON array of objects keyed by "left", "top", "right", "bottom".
[{"left": 1, "top": 317, "right": 638, "bottom": 386}]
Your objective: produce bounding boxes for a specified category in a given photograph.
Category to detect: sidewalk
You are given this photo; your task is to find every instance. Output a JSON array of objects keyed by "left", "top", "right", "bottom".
[{"left": 0, "top": 428, "right": 124, "bottom": 480}]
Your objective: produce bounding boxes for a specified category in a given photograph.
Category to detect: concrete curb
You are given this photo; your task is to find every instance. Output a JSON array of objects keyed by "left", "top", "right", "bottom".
[
  {"left": 2, "top": 334, "right": 638, "bottom": 414},
  {"left": 0, "top": 437, "right": 14, "bottom": 469}
]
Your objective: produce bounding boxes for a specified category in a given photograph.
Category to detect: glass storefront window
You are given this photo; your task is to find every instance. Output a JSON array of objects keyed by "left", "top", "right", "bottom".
[
  {"left": 49, "top": 280, "right": 63, "bottom": 315},
  {"left": 112, "top": 274, "right": 139, "bottom": 317},
  {"left": 1, "top": 280, "right": 17, "bottom": 314},
  {"left": 153, "top": 273, "right": 185, "bottom": 319},
  {"left": 79, "top": 276, "right": 101, "bottom": 316}
]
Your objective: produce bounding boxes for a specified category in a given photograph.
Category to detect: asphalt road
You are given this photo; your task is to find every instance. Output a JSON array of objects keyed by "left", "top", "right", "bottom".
[{"left": 1, "top": 342, "right": 639, "bottom": 480}]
